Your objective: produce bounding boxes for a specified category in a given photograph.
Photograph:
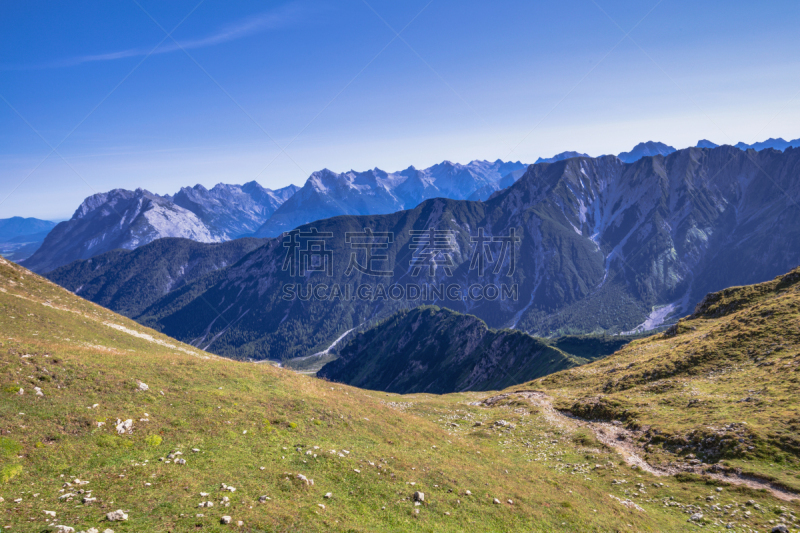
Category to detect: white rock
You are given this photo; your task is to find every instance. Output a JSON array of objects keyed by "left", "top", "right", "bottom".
[
  {"left": 137, "top": 381, "right": 149, "bottom": 392},
  {"left": 507, "top": 499, "right": 513, "bottom": 505},
  {"left": 220, "top": 515, "right": 232, "bottom": 524},
  {"left": 258, "top": 495, "right": 270, "bottom": 502},
  {"left": 175, "top": 458, "right": 186, "bottom": 465},
  {"left": 297, "top": 474, "right": 310, "bottom": 485},
  {"left": 317, "top": 504, "right": 325, "bottom": 510},
  {"left": 54, "top": 527, "right": 74, "bottom": 533},
  {"left": 114, "top": 419, "right": 133, "bottom": 435},
  {"left": 465, "top": 490, "right": 472, "bottom": 495},
  {"left": 17, "top": 388, "right": 24, "bottom": 395},
  {"left": 493, "top": 498, "right": 501, "bottom": 504},
  {"left": 44, "top": 510, "right": 57, "bottom": 517},
  {"left": 86, "top": 528, "right": 99, "bottom": 533},
  {"left": 690, "top": 513, "right": 703, "bottom": 521},
  {"left": 413, "top": 491, "right": 425, "bottom": 502},
  {"left": 324, "top": 492, "right": 332, "bottom": 499},
  {"left": 34, "top": 386, "right": 44, "bottom": 396},
  {"left": 106, "top": 509, "right": 128, "bottom": 521},
  {"left": 236, "top": 521, "right": 243, "bottom": 527}
]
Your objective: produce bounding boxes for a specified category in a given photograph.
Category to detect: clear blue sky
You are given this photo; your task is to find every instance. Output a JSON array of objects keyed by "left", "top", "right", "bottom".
[{"left": 1, "top": 0, "right": 799, "bottom": 219}]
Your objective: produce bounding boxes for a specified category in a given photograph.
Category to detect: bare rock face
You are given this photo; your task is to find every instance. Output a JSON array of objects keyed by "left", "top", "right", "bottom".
[{"left": 24, "top": 189, "right": 222, "bottom": 273}]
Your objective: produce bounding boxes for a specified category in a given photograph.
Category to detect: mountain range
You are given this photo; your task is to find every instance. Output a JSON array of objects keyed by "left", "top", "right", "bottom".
[
  {"left": 21, "top": 136, "right": 799, "bottom": 275},
  {"left": 22, "top": 161, "right": 526, "bottom": 272},
  {"left": 253, "top": 159, "right": 527, "bottom": 237},
  {"left": 50, "top": 144, "right": 795, "bottom": 362}
]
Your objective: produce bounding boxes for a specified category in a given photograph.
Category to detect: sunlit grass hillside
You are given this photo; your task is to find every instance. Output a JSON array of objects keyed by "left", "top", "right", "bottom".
[{"left": 1, "top": 256, "right": 798, "bottom": 532}]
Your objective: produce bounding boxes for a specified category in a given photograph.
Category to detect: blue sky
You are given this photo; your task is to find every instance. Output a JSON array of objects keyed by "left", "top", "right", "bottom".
[{"left": 1, "top": 0, "right": 799, "bottom": 219}]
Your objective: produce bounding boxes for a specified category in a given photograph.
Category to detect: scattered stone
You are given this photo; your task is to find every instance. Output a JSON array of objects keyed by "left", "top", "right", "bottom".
[
  {"left": 258, "top": 496, "right": 271, "bottom": 503},
  {"left": 137, "top": 381, "right": 149, "bottom": 392},
  {"left": 199, "top": 501, "right": 214, "bottom": 508},
  {"left": 297, "top": 474, "right": 312, "bottom": 485},
  {"left": 317, "top": 504, "right": 325, "bottom": 510},
  {"left": 414, "top": 491, "right": 425, "bottom": 502},
  {"left": 493, "top": 498, "right": 501, "bottom": 504},
  {"left": 465, "top": 490, "right": 472, "bottom": 496},
  {"left": 175, "top": 458, "right": 186, "bottom": 465},
  {"left": 220, "top": 516, "right": 232, "bottom": 524},
  {"left": 44, "top": 510, "right": 56, "bottom": 517},
  {"left": 114, "top": 419, "right": 133, "bottom": 435},
  {"left": 34, "top": 386, "right": 44, "bottom": 396},
  {"left": 324, "top": 493, "right": 332, "bottom": 499},
  {"left": 54, "top": 527, "right": 74, "bottom": 533},
  {"left": 507, "top": 499, "right": 513, "bottom": 505},
  {"left": 106, "top": 510, "right": 128, "bottom": 522},
  {"left": 771, "top": 526, "right": 789, "bottom": 533},
  {"left": 690, "top": 513, "right": 703, "bottom": 522}
]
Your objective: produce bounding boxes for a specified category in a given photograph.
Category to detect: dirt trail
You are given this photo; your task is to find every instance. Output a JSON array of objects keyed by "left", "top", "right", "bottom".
[{"left": 481, "top": 390, "right": 799, "bottom": 502}]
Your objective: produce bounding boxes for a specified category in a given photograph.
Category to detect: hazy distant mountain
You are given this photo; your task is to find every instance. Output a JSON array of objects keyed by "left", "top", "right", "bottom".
[
  {"left": 617, "top": 141, "right": 676, "bottom": 163},
  {"left": 254, "top": 160, "right": 527, "bottom": 237},
  {"left": 535, "top": 151, "right": 590, "bottom": 164},
  {"left": 0, "top": 217, "right": 58, "bottom": 261},
  {"left": 696, "top": 139, "right": 719, "bottom": 149},
  {"left": 734, "top": 137, "right": 800, "bottom": 152},
  {"left": 23, "top": 189, "right": 223, "bottom": 273},
  {"left": 132, "top": 145, "right": 800, "bottom": 361},
  {"left": 0, "top": 217, "right": 56, "bottom": 241},
  {"left": 169, "top": 182, "right": 299, "bottom": 239},
  {"left": 46, "top": 237, "right": 264, "bottom": 318}
]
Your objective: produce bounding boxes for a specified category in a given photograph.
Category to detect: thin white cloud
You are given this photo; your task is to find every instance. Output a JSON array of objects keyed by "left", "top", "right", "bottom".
[{"left": 4, "top": 3, "right": 312, "bottom": 70}]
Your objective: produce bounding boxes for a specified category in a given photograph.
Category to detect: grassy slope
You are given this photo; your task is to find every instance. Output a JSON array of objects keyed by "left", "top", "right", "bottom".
[
  {"left": 530, "top": 267, "right": 800, "bottom": 492},
  {"left": 1, "top": 257, "right": 797, "bottom": 532}
]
